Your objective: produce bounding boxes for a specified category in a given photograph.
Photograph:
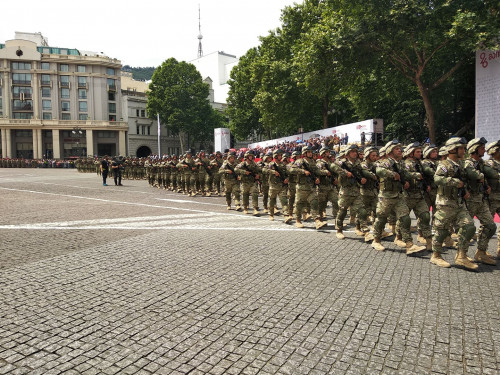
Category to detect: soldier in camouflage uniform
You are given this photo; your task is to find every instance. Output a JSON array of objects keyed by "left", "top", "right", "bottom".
[
  {"left": 335, "top": 144, "right": 368, "bottom": 239},
  {"left": 429, "top": 137, "right": 478, "bottom": 269},
  {"left": 178, "top": 151, "right": 197, "bottom": 196},
  {"left": 421, "top": 144, "right": 439, "bottom": 223},
  {"left": 195, "top": 151, "right": 212, "bottom": 196},
  {"left": 316, "top": 147, "right": 338, "bottom": 227},
  {"left": 485, "top": 141, "right": 500, "bottom": 257},
  {"left": 360, "top": 147, "right": 380, "bottom": 242},
  {"left": 402, "top": 142, "right": 434, "bottom": 251},
  {"left": 221, "top": 151, "right": 241, "bottom": 211},
  {"left": 258, "top": 152, "right": 273, "bottom": 213},
  {"left": 210, "top": 152, "right": 224, "bottom": 196},
  {"left": 169, "top": 155, "right": 179, "bottom": 191},
  {"left": 464, "top": 138, "right": 496, "bottom": 265},
  {"left": 266, "top": 149, "right": 291, "bottom": 223},
  {"left": 235, "top": 151, "right": 261, "bottom": 215},
  {"left": 371, "top": 140, "right": 426, "bottom": 254},
  {"left": 286, "top": 151, "right": 300, "bottom": 220},
  {"left": 289, "top": 146, "right": 327, "bottom": 230}
]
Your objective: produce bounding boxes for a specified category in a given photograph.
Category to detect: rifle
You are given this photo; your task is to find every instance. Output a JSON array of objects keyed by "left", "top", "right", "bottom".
[
  {"left": 242, "top": 163, "right": 260, "bottom": 183},
  {"left": 414, "top": 161, "right": 429, "bottom": 194},
  {"left": 319, "top": 161, "right": 336, "bottom": 184},
  {"left": 224, "top": 162, "right": 238, "bottom": 179},
  {"left": 454, "top": 164, "right": 468, "bottom": 204},
  {"left": 340, "top": 161, "right": 362, "bottom": 185},
  {"left": 391, "top": 161, "right": 406, "bottom": 192},
  {"left": 369, "top": 165, "right": 380, "bottom": 190},
  {"left": 301, "top": 160, "right": 319, "bottom": 185},
  {"left": 271, "top": 162, "right": 287, "bottom": 184},
  {"left": 197, "top": 160, "right": 212, "bottom": 176}
]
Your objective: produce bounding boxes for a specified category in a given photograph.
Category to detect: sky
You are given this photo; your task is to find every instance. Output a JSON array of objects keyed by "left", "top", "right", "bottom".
[{"left": 1, "top": 0, "right": 299, "bottom": 67}]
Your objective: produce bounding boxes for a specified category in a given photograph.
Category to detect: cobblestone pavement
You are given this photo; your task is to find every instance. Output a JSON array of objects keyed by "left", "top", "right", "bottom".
[{"left": 1, "top": 169, "right": 500, "bottom": 375}]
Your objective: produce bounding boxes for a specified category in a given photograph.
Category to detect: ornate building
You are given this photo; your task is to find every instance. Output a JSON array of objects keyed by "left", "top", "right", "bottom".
[{"left": 0, "top": 32, "right": 128, "bottom": 159}]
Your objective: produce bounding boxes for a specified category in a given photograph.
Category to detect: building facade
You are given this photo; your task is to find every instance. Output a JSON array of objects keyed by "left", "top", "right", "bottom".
[{"left": 0, "top": 32, "right": 128, "bottom": 159}]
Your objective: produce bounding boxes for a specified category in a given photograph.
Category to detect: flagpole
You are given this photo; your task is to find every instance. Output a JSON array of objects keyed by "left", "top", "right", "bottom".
[{"left": 157, "top": 114, "right": 161, "bottom": 158}]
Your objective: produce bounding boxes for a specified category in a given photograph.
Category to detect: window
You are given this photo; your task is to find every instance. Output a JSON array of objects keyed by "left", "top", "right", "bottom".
[
  {"left": 13, "top": 87, "right": 32, "bottom": 99},
  {"left": 59, "top": 64, "right": 69, "bottom": 72},
  {"left": 77, "top": 76, "right": 87, "bottom": 87},
  {"left": 136, "top": 109, "right": 140, "bottom": 117},
  {"left": 60, "top": 76, "right": 70, "bottom": 87},
  {"left": 109, "top": 115, "right": 116, "bottom": 121},
  {"left": 40, "top": 62, "right": 50, "bottom": 70},
  {"left": 107, "top": 78, "right": 116, "bottom": 90},
  {"left": 61, "top": 101, "right": 70, "bottom": 111},
  {"left": 41, "top": 74, "right": 51, "bottom": 85},
  {"left": 108, "top": 103, "right": 116, "bottom": 113},
  {"left": 136, "top": 125, "right": 140, "bottom": 134},
  {"left": 42, "top": 100, "right": 52, "bottom": 110},
  {"left": 13, "top": 113, "right": 33, "bottom": 119},
  {"left": 78, "top": 89, "right": 87, "bottom": 99},
  {"left": 13, "top": 100, "right": 33, "bottom": 111},
  {"left": 61, "top": 88, "right": 70, "bottom": 99},
  {"left": 12, "top": 73, "right": 31, "bottom": 84},
  {"left": 106, "top": 68, "right": 115, "bottom": 75},
  {"left": 79, "top": 101, "right": 87, "bottom": 112},
  {"left": 61, "top": 113, "right": 71, "bottom": 120},
  {"left": 79, "top": 114, "right": 88, "bottom": 120},
  {"left": 43, "top": 112, "right": 52, "bottom": 120},
  {"left": 42, "top": 87, "right": 51, "bottom": 97},
  {"left": 0, "top": 98, "right": 2, "bottom": 110},
  {"left": 77, "top": 65, "right": 86, "bottom": 73},
  {"left": 108, "top": 92, "right": 115, "bottom": 101},
  {"left": 12, "top": 62, "right": 31, "bottom": 70},
  {"left": 141, "top": 110, "right": 145, "bottom": 117},
  {"left": 141, "top": 126, "right": 145, "bottom": 135},
  {"left": 97, "top": 131, "right": 115, "bottom": 138},
  {"left": 147, "top": 126, "right": 151, "bottom": 135}
]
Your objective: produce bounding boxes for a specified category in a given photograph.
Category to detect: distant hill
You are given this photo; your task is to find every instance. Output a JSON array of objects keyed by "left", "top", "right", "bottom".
[{"left": 122, "top": 65, "right": 156, "bottom": 81}]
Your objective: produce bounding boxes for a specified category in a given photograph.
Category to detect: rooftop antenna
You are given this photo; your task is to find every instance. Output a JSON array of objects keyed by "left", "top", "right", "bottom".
[{"left": 197, "top": 4, "right": 203, "bottom": 58}]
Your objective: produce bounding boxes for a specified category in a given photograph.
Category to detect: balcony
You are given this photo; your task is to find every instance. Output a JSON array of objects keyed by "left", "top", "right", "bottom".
[
  {"left": 13, "top": 103, "right": 33, "bottom": 111},
  {"left": 59, "top": 81, "right": 70, "bottom": 88},
  {"left": 12, "top": 93, "right": 33, "bottom": 100},
  {"left": 78, "top": 82, "right": 87, "bottom": 89},
  {"left": 40, "top": 80, "right": 52, "bottom": 87},
  {"left": 12, "top": 79, "right": 31, "bottom": 85},
  {"left": 107, "top": 84, "right": 116, "bottom": 92}
]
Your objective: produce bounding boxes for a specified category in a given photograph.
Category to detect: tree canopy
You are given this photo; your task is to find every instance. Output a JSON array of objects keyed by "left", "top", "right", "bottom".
[
  {"left": 227, "top": 0, "right": 499, "bottom": 144},
  {"left": 146, "top": 58, "right": 224, "bottom": 151}
]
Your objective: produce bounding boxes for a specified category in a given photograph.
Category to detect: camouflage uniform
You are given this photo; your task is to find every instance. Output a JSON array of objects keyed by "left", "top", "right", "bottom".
[
  {"left": 258, "top": 152, "right": 272, "bottom": 212},
  {"left": 210, "top": 154, "right": 224, "bottom": 195},
  {"left": 235, "top": 152, "right": 261, "bottom": 214},
  {"left": 221, "top": 152, "right": 241, "bottom": 210},
  {"left": 178, "top": 153, "right": 197, "bottom": 195},
  {"left": 266, "top": 149, "right": 290, "bottom": 223},
  {"left": 485, "top": 141, "right": 500, "bottom": 255}
]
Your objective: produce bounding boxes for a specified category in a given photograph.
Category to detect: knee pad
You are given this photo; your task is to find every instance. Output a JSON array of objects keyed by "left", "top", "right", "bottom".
[
  {"left": 462, "top": 223, "right": 476, "bottom": 241},
  {"left": 399, "top": 215, "right": 411, "bottom": 228},
  {"left": 418, "top": 211, "right": 430, "bottom": 224},
  {"left": 485, "top": 223, "right": 497, "bottom": 237}
]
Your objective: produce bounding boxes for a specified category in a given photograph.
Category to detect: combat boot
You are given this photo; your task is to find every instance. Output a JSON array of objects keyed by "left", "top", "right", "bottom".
[
  {"left": 336, "top": 228, "right": 345, "bottom": 240},
  {"left": 284, "top": 216, "right": 292, "bottom": 224},
  {"left": 315, "top": 218, "right": 327, "bottom": 230},
  {"left": 406, "top": 242, "right": 427, "bottom": 255},
  {"left": 364, "top": 232, "right": 375, "bottom": 242},
  {"left": 417, "top": 230, "right": 426, "bottom": 245},
  {"left": 381, "top": 230, "right": 393, "bottom": 238},
  {"left": 303, "top": 213, "right": 312, "bottom": 221},
  {"left": 263, "top": 207, "right": 268, "bottom": 214},
  {"left": 430, "top": 252, "right": 451, "bottom": 268},
  {"left": 354, "top": 225, "right": 364, "bottom": 237},
  {"left": 295, "top": 219, "right": 304, "bottom": 228},
  {"left": 455, "top": 249, "right": 479, "bottom": 270},
  {"left": 243, "top": 207, "right": 249, "bottom": 214},
  {"left": 253, "top": 208, "right": 259, "bottom": 216},
  {"left": 443, "top": 236, "right": 457, "bottom": 248},
  {"left": 227, "top": 205, "right": 231, "bottom": 210},
  {"left": 372, "top": 238, "right": 385, "bottom": 251},
  {"left": 206, "top": 192, "right": 211, "bottom": 197},
  {"left": 474, "top": 249, "right": 496, "bottom": 265},
  {"left": 426, "top": 238, "right": 432, "bottom": 251},
  {"left": 394, "top": 235, "right": 406, "bottom": 248},
  {"left": 235, "top": 205, "right": 242, "bottom": 212}
]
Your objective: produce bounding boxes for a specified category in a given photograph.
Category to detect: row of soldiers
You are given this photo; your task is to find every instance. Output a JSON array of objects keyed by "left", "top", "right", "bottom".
[{"left": 143, "top": 138, "right": 500, "bottom": 271}]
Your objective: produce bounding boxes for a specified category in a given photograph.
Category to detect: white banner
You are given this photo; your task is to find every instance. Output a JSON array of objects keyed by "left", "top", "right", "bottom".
[{"left": 214, "top": 128, "right": 231, "bottom": 152}]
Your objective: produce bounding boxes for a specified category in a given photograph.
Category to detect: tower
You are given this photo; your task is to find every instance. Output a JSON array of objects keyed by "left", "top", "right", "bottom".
[{"left": 197, "top": 5, "right": 203, "bottom": 58}]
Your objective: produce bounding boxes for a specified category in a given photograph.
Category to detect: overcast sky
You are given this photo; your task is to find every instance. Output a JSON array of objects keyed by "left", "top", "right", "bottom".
[{"left": 1, "top": 0, "right": 299, "bottom": 67}]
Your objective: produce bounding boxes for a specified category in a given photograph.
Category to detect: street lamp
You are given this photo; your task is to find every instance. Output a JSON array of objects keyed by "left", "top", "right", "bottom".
[{"left": 72, "top": 126, "right": 83, "bottom": 157}]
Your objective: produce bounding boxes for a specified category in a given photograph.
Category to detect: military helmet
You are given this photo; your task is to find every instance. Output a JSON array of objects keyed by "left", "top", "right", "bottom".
[
  {"left": 423, "top": 144, "right": 438, "bottom": 159},
  {"left": 364, "top": 146, "right": 378, "bottom": 158},
  {"left": 244, "top": 150, "right": 254, "bottom": 158},
  {"left": 319, "top": 147, "right": 331, "bottom": 156},
  {"left": 345, "top": 144, "right": 359, "bottom": 152},
  {"left": 486, "top": 140, "right": 500, "bottom": 155},
  {"left": 185, "top": 150, "right": 192, "bottom": 155},
  {"left": 302, "top": 145, "right": 313, "bottom": 155},
  {"left": 291, "top": 151, "right": 300, "bottom": 158},
  {"left": 466, "top": 137, "right": 487, "bottom": 154},
  {"left": 444, "top": 137, "right": 467, "bottom": 151},
  {"left": 438, "top": 146, "right": 449, "bottom": 157},
  {"left": 378, "top": 146, "right": 387, "bottom": 158},
  {"left": 385, "top": 139, "right": 402, "bottom": 155},
  {"left": 228, "top": 151, "right": 236, "bottom": 158},
  {"left": 263, "top": 151, "right": 273, "bottom": 160},
  {"left": 403, "top": 141, "right": 422, "bottom": 158},
  {"left": 273, "top": 148, "right": 284, "bottom": 157}
]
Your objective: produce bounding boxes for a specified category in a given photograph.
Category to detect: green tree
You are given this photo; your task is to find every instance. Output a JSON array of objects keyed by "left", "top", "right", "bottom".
[{"left": 146, "top": 58, "right": 222, "bottom": 151}]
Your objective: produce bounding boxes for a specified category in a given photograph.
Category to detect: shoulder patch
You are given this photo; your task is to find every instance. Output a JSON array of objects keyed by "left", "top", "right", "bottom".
[
  {"left": 440, "top": 166, "right": 448, "bottom": 173},
  {"left": 383, "top": 162, "right": 390, "bottom": 168}
]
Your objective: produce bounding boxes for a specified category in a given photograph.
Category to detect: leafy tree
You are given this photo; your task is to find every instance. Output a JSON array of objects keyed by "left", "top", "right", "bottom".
[
  {"left": 146, "top": 58, "right": 223, "bottom": 151},
  {"left": 122, "top": 65, "right": 155, "bottom": 81}
]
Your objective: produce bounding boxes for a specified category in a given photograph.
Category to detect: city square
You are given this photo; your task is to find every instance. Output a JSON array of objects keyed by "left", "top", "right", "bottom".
[{"left": 1, "top": 168, "right": 500, "bottom": 374}]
